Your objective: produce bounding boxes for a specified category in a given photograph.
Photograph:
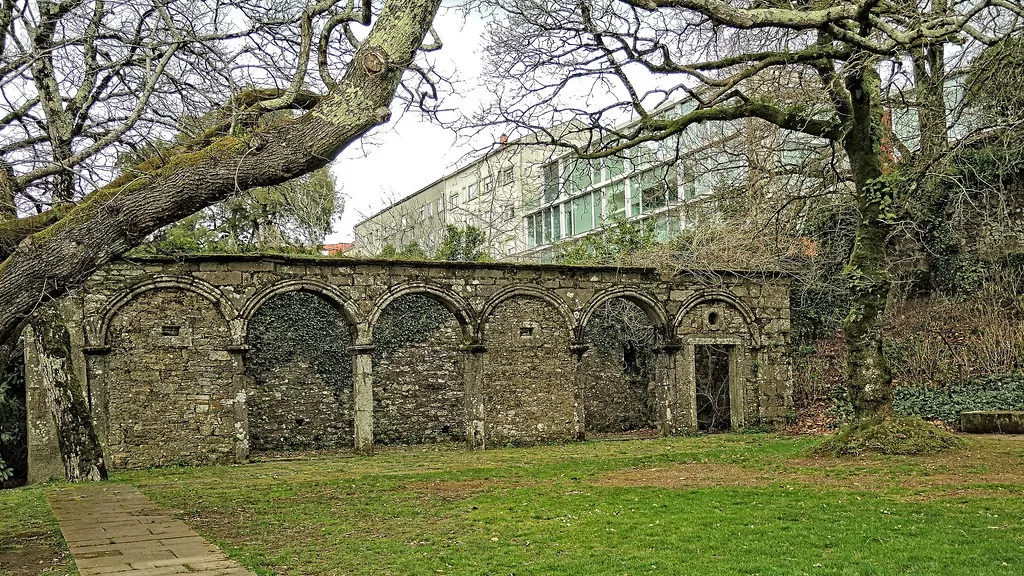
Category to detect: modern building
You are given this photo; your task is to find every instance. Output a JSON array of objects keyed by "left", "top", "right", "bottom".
[
  {"left": 352, "top": 130, "right": 561, "bottom": 258},
  {"left": 353, "top": 101, "right": 754, "bottom": 261}
]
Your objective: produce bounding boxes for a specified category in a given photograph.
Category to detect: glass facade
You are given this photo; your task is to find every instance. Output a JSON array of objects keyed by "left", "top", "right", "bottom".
[{"left": 526, "top": 152, "right": 685, "bottom": 250}]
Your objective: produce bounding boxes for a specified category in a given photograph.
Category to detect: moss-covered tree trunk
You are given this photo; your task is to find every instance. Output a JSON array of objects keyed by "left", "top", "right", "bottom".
[
  {"left": 0, "top": 0, "right": 444, "bottom": 344},
  {"left": 30, "top": 305, "right": 107, "bottom": 481},
  {"left": 841, "top": 65, "right": 895, "bottom": 418}
]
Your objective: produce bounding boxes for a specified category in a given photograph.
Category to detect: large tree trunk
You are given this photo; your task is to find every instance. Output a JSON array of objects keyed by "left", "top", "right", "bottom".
[
  {"left": 30, "top": 304, "right": 107, "bottom": 481},
  {"left": 0, "top": 0, "right": 443, "bottom": 344},
  {"left": 841, "top": 65, "right": 895, "bottom": 418}
]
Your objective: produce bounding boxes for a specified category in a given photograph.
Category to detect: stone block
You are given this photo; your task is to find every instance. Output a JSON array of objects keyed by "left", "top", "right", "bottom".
[{"left": 961, "top": 411, "right": 1024, "bottom": 434}]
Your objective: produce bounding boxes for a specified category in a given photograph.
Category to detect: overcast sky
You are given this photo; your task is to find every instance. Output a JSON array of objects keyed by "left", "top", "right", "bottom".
[{"left": 326, "top": 4, "right": 488, "bottom": 243}]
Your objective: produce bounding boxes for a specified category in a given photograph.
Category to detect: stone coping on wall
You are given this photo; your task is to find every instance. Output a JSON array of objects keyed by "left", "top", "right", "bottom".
[{"left": 121, "top": 253, "right": 795, "bottom": 280}]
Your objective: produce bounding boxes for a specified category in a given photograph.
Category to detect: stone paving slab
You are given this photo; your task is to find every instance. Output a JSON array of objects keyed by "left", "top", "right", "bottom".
[{"left": 47, "top": 485, "right": 257, "bottom": 576}]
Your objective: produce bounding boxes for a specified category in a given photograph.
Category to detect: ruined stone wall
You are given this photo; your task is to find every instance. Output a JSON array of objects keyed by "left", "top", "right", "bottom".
[
  {"left": 580, "top": 350, "right": 654, "bottom": 434},
  {"left": 94, "top": 288, "right": 241, "bottom": 468},
  {"left": 580, "top": 301, "right": 656, "bottom": 433},
  {"left": 482, "top": 296, "right": 576, "bottom": 445},
  {"left": 372, "top": 296, "right": 465, "bottom": 444},
  {"left": 25, "top": 255, "right": 793, "bottom": 477}
]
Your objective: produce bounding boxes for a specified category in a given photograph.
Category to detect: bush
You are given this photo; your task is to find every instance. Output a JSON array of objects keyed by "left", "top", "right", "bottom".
[
  {"left": 0, "top": 348, "right": 26, "bottom": 487},
  {"left": 894, "top": 375, "right": 1024, "bottom": 426}
]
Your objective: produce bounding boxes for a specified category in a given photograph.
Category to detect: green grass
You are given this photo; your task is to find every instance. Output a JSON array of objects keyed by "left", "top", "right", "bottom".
[
  {"left": 116, "top": 435, "right": 1024, "bottom": 575},
  {"left": 4, "top": 434, "right": 1023, "bottom": 575},
  {"left": 0, "top": 482, "right": 77, "bottom": 575}
]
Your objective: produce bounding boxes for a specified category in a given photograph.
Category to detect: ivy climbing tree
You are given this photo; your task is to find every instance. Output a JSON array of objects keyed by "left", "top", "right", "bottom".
[{"left": 474, "top": 0, "right": 1023, "bottom": 445}]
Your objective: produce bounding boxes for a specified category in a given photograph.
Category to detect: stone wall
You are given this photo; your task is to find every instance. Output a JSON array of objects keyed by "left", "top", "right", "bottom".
[
  {"left": 580, "top": 300, "right": 656, "bottom": 434},
  {"left": 482, "top": 296, "right": 576, "bottom": 445},
  {"left": 372, "top": 296, "right": 465, "bottom": 444},
  {"left": 26, "top": 255, "right": 793, "bottom": 476},
  {"left": 91, "top": 288, "right": 243, "bottom": 468},
  {"left": 246, "top": 291, "right": 352, "bottom": 450}
]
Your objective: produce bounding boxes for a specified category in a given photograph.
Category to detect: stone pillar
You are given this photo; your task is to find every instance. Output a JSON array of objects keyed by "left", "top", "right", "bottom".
[
  {"left": 462, "top": 343, "right": 486, "bottom": 449},
  {"left": 654, "top": 343, "right": 682, "bottom": 436},
  {"left": 226, "top": 345, "right": 250, "bottom": 463},
  {"left": 675, "top": 342, "right": 698, "bottom": 432},
  {"left": 569, "top": 341, "right": 590, "bottom": 441},
  {"left": 349, "top": 344, "right": 374, "bottom": 453},
  {"left": 23, "top": 326, "right": 64, "bottom": 484}
]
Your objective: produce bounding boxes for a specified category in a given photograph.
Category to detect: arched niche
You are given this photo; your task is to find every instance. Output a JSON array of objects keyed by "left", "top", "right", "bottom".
[
  {"left": 371, "top": 292, "right": 467, "bottom": 444},
  {"left": 99, "top": 285, "right": 239, "bottom": 468},
  {"left": 580, "top": 297, "right": 659, "bottom": 435},
  {"left": 480, "top": 292, "right": 576, "bottom": 445},
  {"left": 245, "top": 289, "right": 354, "bottom": 450}
]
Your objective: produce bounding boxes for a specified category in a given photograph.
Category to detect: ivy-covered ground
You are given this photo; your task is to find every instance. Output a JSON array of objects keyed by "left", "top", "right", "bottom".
[{"left": 3, "top": 435, "right": 1022, "bottom": 575}]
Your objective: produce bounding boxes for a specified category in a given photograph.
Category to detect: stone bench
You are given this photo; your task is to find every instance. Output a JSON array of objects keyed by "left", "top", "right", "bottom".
[{"left": 961, "top": 411, "right": 1024, "bottom": 434}]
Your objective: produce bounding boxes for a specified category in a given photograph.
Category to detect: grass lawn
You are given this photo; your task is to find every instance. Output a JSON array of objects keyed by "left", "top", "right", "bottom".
[
  {"left": 0, "top": 483, "right": 77, "bottom": 576},
  {"left": 3, "top": 434, "right": 1023, "bottom": 575}
]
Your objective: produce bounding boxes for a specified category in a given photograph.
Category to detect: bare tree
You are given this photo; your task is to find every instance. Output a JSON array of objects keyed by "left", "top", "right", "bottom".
[
  {"left": 0, "top": 0, "right": 445, "bottom": 480},
  {"left": 473, "top": 0, "right": 1023, "bottom": 432}
]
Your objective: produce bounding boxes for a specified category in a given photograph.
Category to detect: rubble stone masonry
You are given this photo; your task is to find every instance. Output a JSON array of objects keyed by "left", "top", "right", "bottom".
[{"left": 27, "top": 255, "right": 793, "bottom": 476}]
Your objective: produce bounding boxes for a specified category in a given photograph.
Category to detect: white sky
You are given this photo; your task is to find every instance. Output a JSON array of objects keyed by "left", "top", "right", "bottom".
[{"left": 326, "top": 4, "right": 489, "bottom": 243}]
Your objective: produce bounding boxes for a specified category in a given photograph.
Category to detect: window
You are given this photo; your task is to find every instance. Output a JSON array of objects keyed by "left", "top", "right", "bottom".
[
  {"left": 605, "top": 181, "right": 626, "bottom": 222},
  {"left": 571, "top": 192, "right": 596, "bottom": 235},
  {"left": 437, "top": 198, "right": 444, "bottom": 213},
  {"left": 566, "top": 159, "right": 591, "bottom": 195},
  {"left": 631, "top": 166, "right": 677, "bottom": 215},
  {"left": 605, "top": 156, "right": 625, "bottom": 181},
  {"left": 401, "top": 215, "right": 408, "bottom": 229},
  {"left": 483, "top": 175, "right": 495, "bottom": 193},
  {"left": 629, "top": 181, "right": 642, "bottom": 216},
  {"left": 526, "top": 213, "right": 546, "bottom": 248},
  {"left": 450, "top": 193, "right": 459, "bottom": 210},
  {"left": 467, "top": 182, "right": 478, "bottom": 200},
  {"left": 501, "top": 167, "right": 514, "bottom": 185},
  {"left": 420, "top": 205, "right": 426, "bottom": 219},
  {"left": 542, "top": 162, "right": 559, "bottom": 204}
]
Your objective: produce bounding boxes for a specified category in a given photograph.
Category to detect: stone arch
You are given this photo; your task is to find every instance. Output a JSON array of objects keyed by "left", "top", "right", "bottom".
[
  {"left": 240, "top": 278, "right": 361, "bottom": 340},
  {"left": 96, "top": 278, "right": 240, "bottom": 468},
  {"left": 243, "top": 282, "right": 355, "bottom": 451},
  {"left": 674, "top": 289, "right": 760, "bottom": 432},
  {"left": 673, "top": 290, "right": 758, "bottom": 340},
  {"left": 478, "top": 286, "right": 578, "bottom": 445},
  {"left": 579, "top": 287, "right": 670, "bottom": 341},
  {"left": 478, "top": 284, "right": 576, "bottom": 342},
  {"left": 95, "top": 276, "right": 236, "bottom": 346},
  {"left": 578, "top": 290, "right": 664, "bottom": 435},
  {"left": 370, "top": 291, "right": 468, "bottom": 445},
  {"left": 367, "top": 282, "right": 474, "bottom": 342}
]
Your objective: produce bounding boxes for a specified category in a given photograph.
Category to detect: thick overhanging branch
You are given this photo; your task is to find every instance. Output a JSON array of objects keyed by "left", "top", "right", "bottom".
[
  {"left": 0, "top": 0, "right": 443, "bottom": 342},
  {"left": 543, "top": 99, "right": 840, "bottom": 160},
  {"left": 620, "top": 0, "right": 869, "bottom": 30}
]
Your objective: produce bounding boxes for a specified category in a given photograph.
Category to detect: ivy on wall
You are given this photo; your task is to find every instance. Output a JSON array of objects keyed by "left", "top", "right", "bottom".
[
  {"left": 248, "top": 291, "right": 352, "bottom": 399},
  {"left": 373, "top": 295, "right": 454, "bottom": 364}
]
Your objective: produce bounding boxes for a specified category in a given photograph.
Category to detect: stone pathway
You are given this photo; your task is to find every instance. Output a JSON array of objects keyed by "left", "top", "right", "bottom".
[{"left": 47, "top": 485, "right": 256, "bottom": 576}]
